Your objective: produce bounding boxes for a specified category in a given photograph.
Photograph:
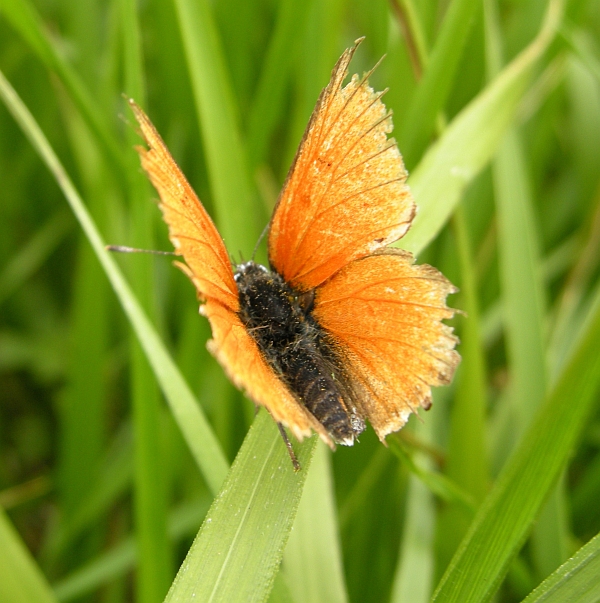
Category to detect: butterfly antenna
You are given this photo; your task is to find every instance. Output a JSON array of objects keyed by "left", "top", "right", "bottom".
[
  {"left": 230, "top": 250, "right": 248, "bottom": 270},
  {"left": 106, "top": 245, "right": 176, "bottom": 256},
  {"left": 252, "top": 222, "right": 270, "bottom": 261}
]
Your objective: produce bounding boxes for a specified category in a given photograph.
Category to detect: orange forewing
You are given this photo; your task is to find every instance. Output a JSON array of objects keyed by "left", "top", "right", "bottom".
[
  {"left": 314, "top": 250, "right": 459, "bottom": 440},
  {"left": 268, "top": 39, "right": 415, "bottom": 291},
  {"left": 130, "top": 101, "right": 238, "bottom": 312}
]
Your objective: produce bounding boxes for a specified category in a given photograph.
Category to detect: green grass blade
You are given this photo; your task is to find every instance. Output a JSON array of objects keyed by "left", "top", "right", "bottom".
[
  {"left": 52, "top": 496, "right": 210, "bottom": 602},
  {"left": 487, "top": 0, "right": 547, "bottom": 447},
  {"left": 337, "top": 447, "right": 391, "bottom": 531},
  {"left": 246, "top": 0, "right": 310, "bottom": 169},
  {"left": 493, "top": 120, "right": 569, "bottom": 582},
  {"left": 164, "top": 411, "right": 316, "bottom": 603},
  {"left": 0, "top": 68, "right": 230, "bottom": 495},
  {"left": 401, "top": 0, "right": 563, "bottom": 256},
  {"left": 2, "top": 0, "right": 129, "bottom": 185},
  {"left": 0, "top": 210, "right": 71, "bottom": 306},
  {"left": 435, "top": 205, "right": 489, "bottom": 570},
  {"left": 267, "top": 573, "right": 296, "bottom": 603},
  {"left": 389, "top": 437, "right": 475, "bottom": 511},
  {"left": 572, "top": 450, "right": 600, "bottom": 536},
  {"left": 55, "top": 118, "right": 111, "bottom": 548},
  {"left": 431, "top": 289, "right": 600, "bottom": 603},
  {"left": 284, "top": 0, "right": 344, "bottom": 169},
  {"left": 54, "top": 121, "right": 112, "bottom": 573},
  {"left": 486, "top": 0, "right": 568, "bottom": 578},
  {"left": 547, "top": 56, "right": 600, "bottom": 373},
  {"left": 398, "top": 0, "right": 480, "bottom": 167},
  {"left": 121, "top": 0, "right": 172, "bottom": 598},
  {"left": 390, "top": 474, "right": 434, "bottom": 603},
  {"left": 493, "top": 130, "right": 547, "bottom": 429},
  {"left": 390, "top": 419, "right": 436, "bottom": 603},
  {"left": 48, "top": 425, "right": 133, "bottom": 559},
  {"left": 560, "top": 26, "right": 600, "bottom": 84},
  {"left": 283, "top": 441, "right": 348, "bottom": 603},
  {"left": 172, "top": 0, "right": 259, "bottom": 256},
  {"left": 0, "top": 509, "right": 58, "bottom": 603},
  {"left": 448, "top": 207, "right": 488, "bottom": 502},
  {"left": 57, "top": 245, "right": 109, "bottom": 511},
  {"left": 520, "top": 532, "right": 600, "bottom": 603},
  {"left": 55, "top": 540, "right": 137, "bottom": 603}
]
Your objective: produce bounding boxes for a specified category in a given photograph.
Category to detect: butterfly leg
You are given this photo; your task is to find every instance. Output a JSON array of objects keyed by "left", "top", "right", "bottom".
[{"left": 277, "top": 423, "right": 301, "bottom": 472}]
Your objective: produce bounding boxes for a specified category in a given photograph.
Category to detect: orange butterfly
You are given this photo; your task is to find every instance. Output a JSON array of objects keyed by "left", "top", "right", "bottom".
[{"left": 129, "top": 39, "right": 459, "bottom": 451}]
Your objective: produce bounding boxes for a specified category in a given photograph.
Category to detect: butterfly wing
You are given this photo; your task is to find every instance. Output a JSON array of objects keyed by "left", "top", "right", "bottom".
[
  {"left": 130, "top": 100, "right": 238, "bottom": 311},
  {"left": 268, "top": 39, "right": 415, "bottom": 291},
  {"left": 130, "top": 101, "right": 332, "bottom": 444},
  {"left": 313, "top": 249, "right": 460, "bottom": 440}
]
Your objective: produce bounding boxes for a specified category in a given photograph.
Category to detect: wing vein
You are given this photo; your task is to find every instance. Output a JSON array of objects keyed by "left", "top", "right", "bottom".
[
  {"left": 290, "top": 97, "right": 393, "bottom": 258},
  {"left": 330, "top": 330, "right": 457, "bottom": 368},
  {"left": 293, "top": 216, "right": 412, "bottom": 281}
]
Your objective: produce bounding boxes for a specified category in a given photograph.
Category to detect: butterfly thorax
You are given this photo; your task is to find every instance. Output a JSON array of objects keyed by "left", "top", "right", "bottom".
[{"left": 234, "top": 261, "right": 365, "bottom": 445}]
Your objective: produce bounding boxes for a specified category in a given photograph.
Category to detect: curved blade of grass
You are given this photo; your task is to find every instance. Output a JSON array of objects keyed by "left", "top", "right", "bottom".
[
  {"left": 520, "top": 531, "right": 600, "bottom": 603},
  {"left": 0, "top": 509, "right": 58, "bottom": 603},
  {"left": 283, "top": 441, "right": 348, "bottom": 603},
  {"left": 2, "top": 0, "right": 129, "bottom": 186},
  {"left": 431, "top": 287, "right": 600, "bottom": 603},
  {"left": 173, "top": 0, "right": 259, "bottom": 256},
  {"left": 164, "top": 411, "right": 317, "bottom": 603},
  {"left": 401, "top": 0, "right": 562, "bottom": 256},
  {"left": 0, "top": 68, "right": 229, "bottom": 495},
  {"left": 560, "top": 26, "right": 600, "bottom": 84},
  {"left": 388, "top": 437, "right": 476, "bottom": 512}
]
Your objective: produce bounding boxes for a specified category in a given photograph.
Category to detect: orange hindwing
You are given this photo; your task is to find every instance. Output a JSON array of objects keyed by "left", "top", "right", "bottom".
[{"left": 314, "top": 249, "right": 459, "bottom": 440}]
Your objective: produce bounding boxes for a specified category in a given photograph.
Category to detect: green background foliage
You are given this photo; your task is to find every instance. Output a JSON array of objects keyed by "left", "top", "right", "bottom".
[{"left": 1, "top": 0, "right": 600, "bottom": 602}]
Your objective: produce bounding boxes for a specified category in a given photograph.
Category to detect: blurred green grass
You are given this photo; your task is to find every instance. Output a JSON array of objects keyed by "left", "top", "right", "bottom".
[{"left": 1, "top": 0, "right": 600, "bottom": 602}]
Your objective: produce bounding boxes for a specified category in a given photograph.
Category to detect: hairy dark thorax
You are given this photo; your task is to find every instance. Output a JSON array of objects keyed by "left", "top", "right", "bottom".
[{"left": 234, "top": 261, "right": 365, "bottom": 445}]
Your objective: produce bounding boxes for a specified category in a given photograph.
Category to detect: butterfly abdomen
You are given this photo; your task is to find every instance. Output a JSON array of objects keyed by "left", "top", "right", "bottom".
[
  {"left": 235, "top": 262, "right": 363, "bottom": 445},
  {"left": 279, "top": 346, "right": 357, "bottom": 445}
]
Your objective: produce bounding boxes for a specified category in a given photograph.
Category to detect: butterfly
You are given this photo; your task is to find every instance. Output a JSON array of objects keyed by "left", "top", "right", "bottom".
[{"left": 129, "top": 38, "right": 459, "bottom": 452}]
